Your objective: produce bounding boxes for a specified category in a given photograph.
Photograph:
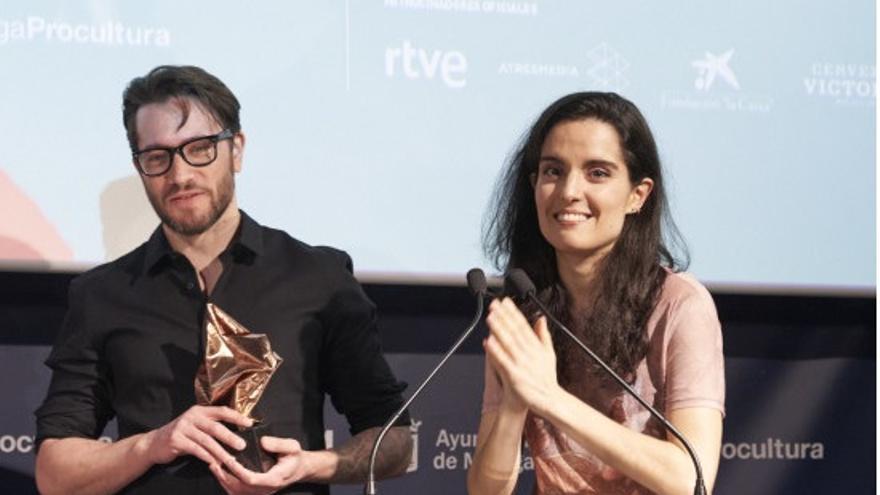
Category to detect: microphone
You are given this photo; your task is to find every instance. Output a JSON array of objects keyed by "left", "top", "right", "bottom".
[
  {"left": 467, "top": 267, "right": 488, "bottom": 296},
  {"left": 504, "top": 269, "right": 707, "bottom": 495},
  {"left": 364, "top": 268, "right": 488, "bottom": 494}
]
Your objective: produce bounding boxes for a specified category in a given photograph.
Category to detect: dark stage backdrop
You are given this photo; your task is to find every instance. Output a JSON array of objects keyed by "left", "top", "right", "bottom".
[{"left": 0, "top": 271, "right": 874, "bottom": 494}]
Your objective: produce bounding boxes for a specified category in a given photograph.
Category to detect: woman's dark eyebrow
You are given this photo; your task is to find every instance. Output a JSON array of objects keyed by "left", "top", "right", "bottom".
[
  {"left": 584, "top": 159, "right": 620, "bottom": 169},
  {"left": 538, "top": 155, "right": 564, "bottom": 164},
  {"left": 538, "top": 155, "right": 622, "bottom": 173}
]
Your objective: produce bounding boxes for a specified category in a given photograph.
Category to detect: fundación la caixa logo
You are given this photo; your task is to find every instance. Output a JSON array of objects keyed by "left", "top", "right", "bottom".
[
  {"left": 385, "top": 40, "right": 467, "bottom": 89},
  {"left": 661, "top": 48, "right": 772, "bottom": 113},
  {"left": 692, "top": 49, "right": 740, "bottom": 92}
]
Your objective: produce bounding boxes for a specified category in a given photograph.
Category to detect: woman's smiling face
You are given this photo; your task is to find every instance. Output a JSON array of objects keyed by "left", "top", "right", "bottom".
[{"left": 533, "top": 118, "right": 652, "bottom": 263}]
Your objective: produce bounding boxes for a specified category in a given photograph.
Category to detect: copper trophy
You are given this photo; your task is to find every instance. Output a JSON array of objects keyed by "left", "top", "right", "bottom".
[{"left": 195, "top": 303, "right": 283, "bottom": 472}]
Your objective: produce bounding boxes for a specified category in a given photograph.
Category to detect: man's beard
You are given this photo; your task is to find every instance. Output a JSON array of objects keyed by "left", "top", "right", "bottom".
[{"left": 147, "top": 166, "right": 235, "bottom": 236}]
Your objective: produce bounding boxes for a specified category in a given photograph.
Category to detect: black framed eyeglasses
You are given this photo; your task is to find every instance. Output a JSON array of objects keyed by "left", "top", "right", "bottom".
[{"left": 132, "top": 129, "right": 235, "bottom": 177}]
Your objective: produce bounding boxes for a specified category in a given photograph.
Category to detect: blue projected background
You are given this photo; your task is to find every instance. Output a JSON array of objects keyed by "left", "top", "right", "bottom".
[{"left": 0, "top": 1, "right": 874, "bottom": 292}]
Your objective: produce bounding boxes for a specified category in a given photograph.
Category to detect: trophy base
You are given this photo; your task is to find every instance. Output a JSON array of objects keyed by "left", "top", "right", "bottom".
[{"left": 228, "top": 421, "right": 277, "bottom": 473}]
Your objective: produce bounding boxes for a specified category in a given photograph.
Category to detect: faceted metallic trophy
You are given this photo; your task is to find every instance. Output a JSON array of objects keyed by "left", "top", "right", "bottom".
[{"left": 194, "top": 303, "right": 283, "bottom": 472}]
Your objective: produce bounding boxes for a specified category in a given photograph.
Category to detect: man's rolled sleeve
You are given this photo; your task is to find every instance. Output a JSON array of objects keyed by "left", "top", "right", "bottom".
[
  {"left": 319, "top": 251, "right": 410, "bottom": 436},
  {"left": 35, "top": 278, "right": 115, "bottom": 448}
]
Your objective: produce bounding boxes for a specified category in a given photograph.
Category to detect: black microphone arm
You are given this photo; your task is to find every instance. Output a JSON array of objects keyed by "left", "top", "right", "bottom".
[
  {"left": 364, "top": 268, "right": 488, "bottom": 495},
  {"left": 505, "top": 269, "right": 707, "bottom": 495}
]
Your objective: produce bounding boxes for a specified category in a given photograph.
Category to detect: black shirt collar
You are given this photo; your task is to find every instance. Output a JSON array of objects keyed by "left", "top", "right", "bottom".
[{"left": 143, "top": 210, "right": 263, "bottom": 274}]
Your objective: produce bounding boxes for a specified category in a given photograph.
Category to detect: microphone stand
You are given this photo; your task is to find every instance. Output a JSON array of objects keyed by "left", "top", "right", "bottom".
[{"left": 364, "top": 277, "right": 486, "bottom": 494}]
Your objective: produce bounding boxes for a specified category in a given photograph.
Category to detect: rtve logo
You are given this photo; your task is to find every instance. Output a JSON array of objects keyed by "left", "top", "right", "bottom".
[{"left": 384, "top": 41, "right": 467, "bottom": 89}]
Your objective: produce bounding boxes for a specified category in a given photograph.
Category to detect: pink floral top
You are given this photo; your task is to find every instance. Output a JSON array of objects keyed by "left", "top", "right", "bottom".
[{"left": 481, "top": 272, "right": 725, "bottom": 494}]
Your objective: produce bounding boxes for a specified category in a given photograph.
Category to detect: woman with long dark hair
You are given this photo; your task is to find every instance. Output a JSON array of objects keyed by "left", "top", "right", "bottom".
[{"left": 467, "top": 92, "right": 724, "bottom": 495}]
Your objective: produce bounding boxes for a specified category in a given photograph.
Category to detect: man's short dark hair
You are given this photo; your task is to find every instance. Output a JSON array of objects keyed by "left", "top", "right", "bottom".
[{"left": 122, "top": 65, "right": 241, "bottom": 151}]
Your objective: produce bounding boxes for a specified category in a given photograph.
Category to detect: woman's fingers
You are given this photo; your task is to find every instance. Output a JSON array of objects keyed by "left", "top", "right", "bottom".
[
  {"left": 484, "top": 334, "right": 515, "bottom": 376},
  {"left": 535, "top": 316, "right": 553, "bottom": 352},
  {"left": 486, "top": 298, "right": 540, "bottom": 357}
]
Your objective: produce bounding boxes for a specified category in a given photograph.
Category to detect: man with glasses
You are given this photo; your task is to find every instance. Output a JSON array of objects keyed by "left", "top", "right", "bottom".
[{"left": 34, "top": 65, "right": 412, "bottom": 495}]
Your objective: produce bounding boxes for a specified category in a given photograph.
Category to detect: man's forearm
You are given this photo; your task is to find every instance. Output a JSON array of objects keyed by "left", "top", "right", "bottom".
[
  {"left": 308, "top": 425, "right": 413, "bottom": 484},
  {"left": 35, "top": 435, "right": 154, "bottom": 495}
]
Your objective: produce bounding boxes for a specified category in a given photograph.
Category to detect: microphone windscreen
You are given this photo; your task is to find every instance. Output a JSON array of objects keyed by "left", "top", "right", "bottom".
[
  {"left": 505, "top": 269, "right": 536, "bottom": 299},
  {"left": 466, "top": 268, "right": 488, "bottom": 296}
]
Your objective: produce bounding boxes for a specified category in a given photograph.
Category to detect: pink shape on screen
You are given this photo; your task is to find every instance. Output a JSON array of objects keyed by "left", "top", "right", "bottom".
[{"left": 0, "top": 168, "right": 73, "bottom": 262}]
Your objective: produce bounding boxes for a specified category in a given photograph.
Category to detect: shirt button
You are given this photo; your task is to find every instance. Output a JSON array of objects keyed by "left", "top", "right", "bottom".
[{"left": 186, "top": 281, "right": 195, "bottom": 291}]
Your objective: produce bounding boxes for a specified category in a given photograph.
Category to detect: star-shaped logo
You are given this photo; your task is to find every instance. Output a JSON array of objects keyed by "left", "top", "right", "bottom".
[
  {"left": 692, "top": 49, "right": 740, "bottom": 91},
  {"left": 585, "top": 42, "right": 630, "bottom": 91}
]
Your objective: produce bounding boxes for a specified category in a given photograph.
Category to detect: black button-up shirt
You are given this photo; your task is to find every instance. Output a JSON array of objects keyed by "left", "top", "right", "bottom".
[{"left": 35, "top": 212, "right": 409, "bottom": 494}]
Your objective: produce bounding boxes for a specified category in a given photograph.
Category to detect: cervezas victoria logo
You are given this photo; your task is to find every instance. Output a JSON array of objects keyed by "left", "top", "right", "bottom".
[
  {"left": 662, "top": 48, "right": 772, "bottom": 113},
  {"left": 803, "top": 62, "right": 875, "bottom": 106}
]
